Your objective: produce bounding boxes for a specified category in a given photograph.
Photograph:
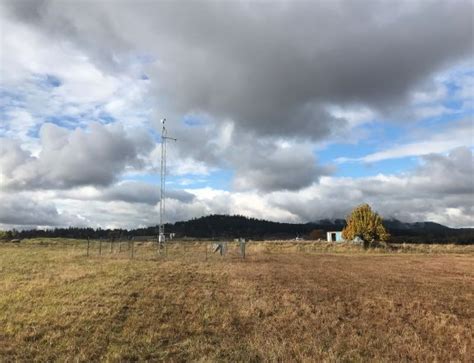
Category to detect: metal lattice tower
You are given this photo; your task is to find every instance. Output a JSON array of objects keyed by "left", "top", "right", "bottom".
[{"left": 159, "top": 118, "right": 176, "bottom": 245}]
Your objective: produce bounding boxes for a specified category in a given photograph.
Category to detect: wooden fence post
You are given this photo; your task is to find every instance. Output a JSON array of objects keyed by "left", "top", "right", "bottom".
[
  {"left": 131, "top": 240, "right": 134, "bottom": 259},
  {"left": 99, "top": 239, "right": 102, "bottom": 256},
  {"left": 87, "top": 237, "right": 90, "bottom": 257}
]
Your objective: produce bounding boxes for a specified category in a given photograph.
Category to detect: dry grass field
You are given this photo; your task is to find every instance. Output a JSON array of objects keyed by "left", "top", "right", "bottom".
[{"left": 0, "top": 239, "right": 473, "bottom": 362}]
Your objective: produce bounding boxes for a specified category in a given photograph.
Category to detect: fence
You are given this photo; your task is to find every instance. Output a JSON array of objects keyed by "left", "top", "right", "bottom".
[
  {"left": 6, "top": 238, "right": 444, "bottom": 260},
  {"left": 2, "top": 238, "right": 250, "bottom": 261}
]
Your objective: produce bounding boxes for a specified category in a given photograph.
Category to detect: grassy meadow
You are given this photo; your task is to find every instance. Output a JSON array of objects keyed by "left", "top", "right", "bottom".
[{"left": 0, "top": 239, "right": 473, "bottom": 361}]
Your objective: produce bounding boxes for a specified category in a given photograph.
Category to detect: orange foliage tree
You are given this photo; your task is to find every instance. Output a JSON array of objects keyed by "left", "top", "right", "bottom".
[{"left": 342, "top": 204, "right": 390, "bottom": 244}]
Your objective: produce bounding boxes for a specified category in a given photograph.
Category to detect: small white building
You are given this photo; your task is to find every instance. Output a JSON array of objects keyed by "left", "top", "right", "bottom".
[{"left": 327, "top": 231, "right": 344, "bottom": 242}]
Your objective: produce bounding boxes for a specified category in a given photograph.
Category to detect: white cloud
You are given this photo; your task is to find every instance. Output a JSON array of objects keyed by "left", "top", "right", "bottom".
[
  {"left": 0, "top": 10, "right": 153, "bottom": 162},
  {"left": 414, "top": 105, "right": 452, "bottom": 119},
  {"left": 0, "top": 122, "right": 154, "bottom": 190},
  {"left": 411, "top": 80, "right": 448, "bottom": 105},
  {"left": 3, "top": 147, "right": 471, "bottom": 229},
  {"left": 456, "top": 74, "right": 474, "bottom": 101},
  {"left": 326, "top": 105, "right": 377, "bottom": 127},
  {"left": 337, "top": 119, "right": 473, "bottom": 163}
]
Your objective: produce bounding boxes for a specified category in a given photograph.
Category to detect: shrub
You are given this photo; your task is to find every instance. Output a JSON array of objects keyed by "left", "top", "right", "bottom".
[{"left": 308, "top": 229, "right": 325, "bottom": 240}]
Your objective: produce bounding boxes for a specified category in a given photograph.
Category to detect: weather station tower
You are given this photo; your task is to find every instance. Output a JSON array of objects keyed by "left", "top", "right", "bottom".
[{"left": 158, "top": 118, "right": 177, "bottom": 245}]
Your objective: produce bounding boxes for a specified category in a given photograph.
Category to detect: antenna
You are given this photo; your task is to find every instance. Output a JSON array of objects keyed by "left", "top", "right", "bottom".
[{"left": 159, "top": 118, "right": 177, "bottom": 246}]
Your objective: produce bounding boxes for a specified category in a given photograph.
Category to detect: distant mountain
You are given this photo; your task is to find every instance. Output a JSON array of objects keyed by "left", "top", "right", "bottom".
[
  {"left": 381, "top": 219, "right": 473, "bottom": 243},
  {"left": 135, "top": 214, "right": 473, "bottom": 243},
  {"left": 8, "top": 214, "right": 474, "bottom": 244}
]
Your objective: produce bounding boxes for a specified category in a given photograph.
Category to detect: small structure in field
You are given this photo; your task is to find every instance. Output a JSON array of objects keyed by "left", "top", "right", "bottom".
[
  {"left": 213, "top": 242, "right": 228, "bottom": 256},
  {"left": 327, "top": 231, "right": 344, "bottom": 242},
  {"left": 352, "top": 236, "right": 364, "bottom": 244}
]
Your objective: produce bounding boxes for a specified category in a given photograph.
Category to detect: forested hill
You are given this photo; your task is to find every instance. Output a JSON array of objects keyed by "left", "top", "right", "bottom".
[{"left": 6, "top": 214, "right": 474, "bottom": 244}]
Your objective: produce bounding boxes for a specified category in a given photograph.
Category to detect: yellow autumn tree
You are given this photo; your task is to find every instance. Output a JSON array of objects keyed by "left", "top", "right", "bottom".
[{"left": 342, "top": 204, "right": 389, "bottom": 244}]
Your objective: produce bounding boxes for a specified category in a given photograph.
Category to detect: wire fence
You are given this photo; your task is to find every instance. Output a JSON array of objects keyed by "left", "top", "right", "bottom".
[
  {"left": 10, "top": 238, "right": 249, "bottom": 261},
  {"left": 6, "top": 238, "right": 467, "bottom": 259}
]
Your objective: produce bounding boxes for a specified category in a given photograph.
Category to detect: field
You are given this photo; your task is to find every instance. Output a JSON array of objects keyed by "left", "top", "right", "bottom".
[{"left": 1, "top": 239, "right": 473, "bottom": 362}]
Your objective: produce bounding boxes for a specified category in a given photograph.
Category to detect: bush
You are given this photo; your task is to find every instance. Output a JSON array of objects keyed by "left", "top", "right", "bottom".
[
  {"left": 308, "top": 229, "right": 325, "bottom": 240},
  {"left": 0, "top": 230, "right": 8, "bottom": 241}
]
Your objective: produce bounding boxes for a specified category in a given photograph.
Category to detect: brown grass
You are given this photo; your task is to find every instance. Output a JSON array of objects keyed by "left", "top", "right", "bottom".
[{"left": 0, "top": 239, "right": 473, "bottom": 362}]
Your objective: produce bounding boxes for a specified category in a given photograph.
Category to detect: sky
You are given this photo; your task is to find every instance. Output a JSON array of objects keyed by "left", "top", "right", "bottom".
[{"left": 0, "top": 0, "right": 473, "bottom": 230}]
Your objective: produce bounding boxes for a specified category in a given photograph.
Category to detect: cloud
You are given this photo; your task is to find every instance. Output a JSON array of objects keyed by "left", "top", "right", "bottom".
[
  {"left": 57, "top": 181, "right": 195, "bottom": 205},
  {"left": 416, "top": 147, "right": 474, "bottom": 196},
  {"left": 4, "top": 148, "right": 471, "bottom": 229},
  {"left": 232, "top": 140, "right": 332, "bottom": 192},
  {"left": 0, "top": 1, "right": 473, "bottom": 230},
  {"left": 270, "top": 147, "right": 474, "bottom": 226},
  {"left": 100, "top": 181, "right": 194, "bottom": 205},
  {"left": 0, "top": 192, "right": 85, "bottom": 228},
  {"left": 3, "top": 0, "right": 473, "bottom": 140},
  {"left": 337, "top": 119, "right": 473, "bottom": 163},
  {"left": 145, "top": 119, "right": 331, "bottom": 192},
  {"left": 0, "top": 123, "right": 154, "bottom": 190},
  {"left": 0, "top": 9, "right": 153, "bottom": 154}
]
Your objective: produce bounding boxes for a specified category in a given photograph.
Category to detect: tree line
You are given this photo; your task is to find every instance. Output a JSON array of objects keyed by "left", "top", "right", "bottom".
[{"left": 1, "top": 214, "right": 473, "bottom": 244}]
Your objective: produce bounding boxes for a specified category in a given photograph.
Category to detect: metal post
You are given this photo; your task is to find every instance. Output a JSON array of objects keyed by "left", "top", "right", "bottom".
[
  {"left": 159, "top": 124, "right": 165, "bottom": 245},
  {"left": 240, "top": 239, "right": 246, "bottom": 260}
]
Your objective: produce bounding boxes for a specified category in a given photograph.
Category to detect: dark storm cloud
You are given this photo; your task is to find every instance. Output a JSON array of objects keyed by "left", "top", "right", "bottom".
[{"left": 4, "top": 0, "right": 473, "bottom": 140}]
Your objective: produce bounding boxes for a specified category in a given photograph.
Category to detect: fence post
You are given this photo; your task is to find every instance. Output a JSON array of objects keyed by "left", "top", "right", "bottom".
[
  {"left": 110, "top": 239, "right": 113, "bottom": 253},
  {"left": 99, "top": 239, "right": 102, "bottom": 256},
  {"left": 240, "top": 239, "right": 246, "bottom": 260},
  {"left": 131, "top": 240, "right": 134, "bottom": 259},
  {"left": 87, "top": 237, "right": 90, "bottom": 257},
  {"left": 205, "top": 242, "right": 208, "bottom": 261}
]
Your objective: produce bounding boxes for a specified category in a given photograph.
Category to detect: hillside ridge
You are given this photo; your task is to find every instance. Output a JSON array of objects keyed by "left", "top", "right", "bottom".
[{"left": 8, "top": 214, "right": 474, "bottom": 244}]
